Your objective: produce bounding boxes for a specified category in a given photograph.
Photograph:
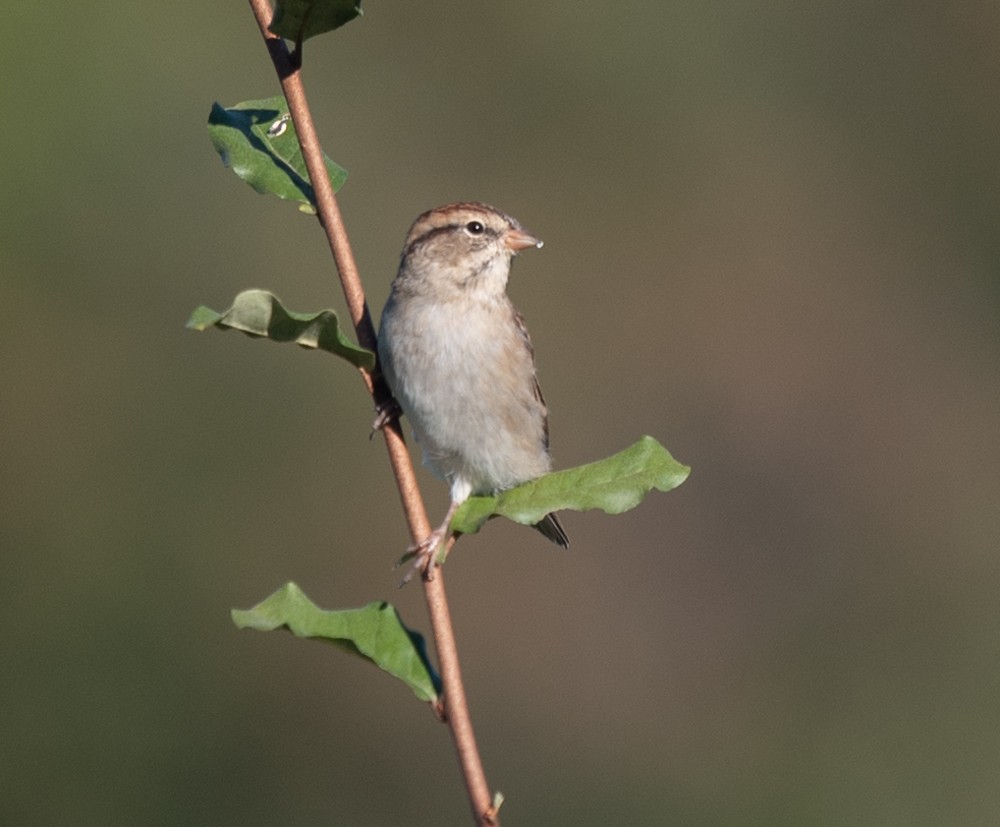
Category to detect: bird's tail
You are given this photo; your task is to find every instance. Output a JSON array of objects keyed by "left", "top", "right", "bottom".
[{"left": 535, "top": 512, "right": 569, "bottom": 548}]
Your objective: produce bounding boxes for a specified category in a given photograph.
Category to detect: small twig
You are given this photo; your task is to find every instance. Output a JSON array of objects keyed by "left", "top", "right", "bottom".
[{"left": 245, "top": 2, "right": 497, "bottom": 824}]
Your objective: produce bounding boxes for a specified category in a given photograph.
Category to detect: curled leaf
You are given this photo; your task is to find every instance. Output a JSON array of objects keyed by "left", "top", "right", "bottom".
[
  {"left": 270, "top": 0, "right": 363, "bottom": 43},
  {"left": 232, "top": 583, "right": 440, "bottom": 702},
  {"left": 208, "top": 96, "right": 347, "bottom": 210},
  {"left": 187, "top": 288, "right": 375, "bottom": 370},
  {"left": 451, "top": 436, "right": 690, "bottom": 536}
]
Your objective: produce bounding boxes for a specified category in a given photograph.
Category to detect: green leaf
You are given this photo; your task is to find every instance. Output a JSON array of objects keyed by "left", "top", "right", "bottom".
[
  {"left": 450, "top": 436, "right": 691, "bottom": 535},
  {"left": 232, "top": 583, "right": 440, "bottom": 703},
  {"left": 270, "top": 0, "right": 362, "bottom": 43},
  {"left": 270, "top": 0, "right": 363, "bottom": 42},
  {"left": 207, "top": 97, "right": 347, "bottom": 210},
  {"left": 187, "top": 288, "right": 375, "bottom": 370}
]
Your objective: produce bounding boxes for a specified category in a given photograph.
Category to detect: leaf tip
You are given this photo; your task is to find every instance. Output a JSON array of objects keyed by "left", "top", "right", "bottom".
[{"left": 186, "top": 305, "right": 220, "bottom": 331}]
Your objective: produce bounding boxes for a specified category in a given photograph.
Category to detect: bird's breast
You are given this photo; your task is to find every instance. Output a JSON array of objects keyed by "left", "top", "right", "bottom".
[{"left": 381, "top": 297, "right": 550, "bottom": 494}]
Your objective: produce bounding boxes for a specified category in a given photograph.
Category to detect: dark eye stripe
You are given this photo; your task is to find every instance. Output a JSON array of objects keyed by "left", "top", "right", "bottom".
[{"left": 405, "top": 220, "right": 498, "bottom": 258}]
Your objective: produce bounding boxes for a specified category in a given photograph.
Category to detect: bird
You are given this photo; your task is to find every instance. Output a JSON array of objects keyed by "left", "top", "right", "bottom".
[{"left": 377, "top": 202, "right": 568, "bottom": 577}]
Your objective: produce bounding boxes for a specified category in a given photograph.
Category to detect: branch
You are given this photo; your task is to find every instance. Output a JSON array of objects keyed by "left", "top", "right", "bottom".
[{"left": 245, "top": 1, "right": 497, "bottom": 823}]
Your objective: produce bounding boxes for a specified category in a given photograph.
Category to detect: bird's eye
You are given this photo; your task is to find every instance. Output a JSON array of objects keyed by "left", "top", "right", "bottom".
[{"left": 465, "top": 221, "right": 485, "bottom": 236}]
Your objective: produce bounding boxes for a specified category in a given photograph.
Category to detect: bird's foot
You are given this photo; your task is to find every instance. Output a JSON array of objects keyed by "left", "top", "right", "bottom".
[
  {"left": 395, "top": 501, "right": 463, "bottom": 586},
  {"left": 396, "top": 526, "right": 451, "bottom": 586},
  {"left": 370, "top": 397, "right": 402, "bottom": 438}
]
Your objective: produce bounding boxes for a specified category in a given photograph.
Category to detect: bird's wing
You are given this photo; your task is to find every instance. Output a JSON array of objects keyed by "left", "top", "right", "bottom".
[{"left": 512, "top": 306, "right": 551, "bottom": 452}]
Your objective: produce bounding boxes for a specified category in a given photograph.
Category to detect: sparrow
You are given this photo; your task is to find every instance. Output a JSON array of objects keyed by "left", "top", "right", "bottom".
[{"left": 378, "top": 202, "right": 568, "bottom": 576}]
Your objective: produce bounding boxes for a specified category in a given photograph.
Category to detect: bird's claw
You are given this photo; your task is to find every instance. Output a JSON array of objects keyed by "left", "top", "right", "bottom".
[
  {"left": 395, "top": 528, "right": 450, "bottom": 587},
  {"left": 370, "top": 397, "right": 402, "bottom": 438}
]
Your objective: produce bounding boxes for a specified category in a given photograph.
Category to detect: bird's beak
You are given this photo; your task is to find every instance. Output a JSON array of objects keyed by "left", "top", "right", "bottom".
[{"left": 505, "top": 229, "right": 544, "bottom": 252}]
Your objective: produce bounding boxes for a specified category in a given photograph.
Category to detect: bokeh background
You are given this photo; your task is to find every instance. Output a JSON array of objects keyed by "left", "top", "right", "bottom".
[{"left": 3, "top": 2, "right": 999, "bottom": 824}]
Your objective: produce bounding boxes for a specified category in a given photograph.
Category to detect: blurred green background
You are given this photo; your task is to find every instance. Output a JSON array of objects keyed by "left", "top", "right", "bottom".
[{"left": 3, "top": 2, "right": 999, "bottom": 824}]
